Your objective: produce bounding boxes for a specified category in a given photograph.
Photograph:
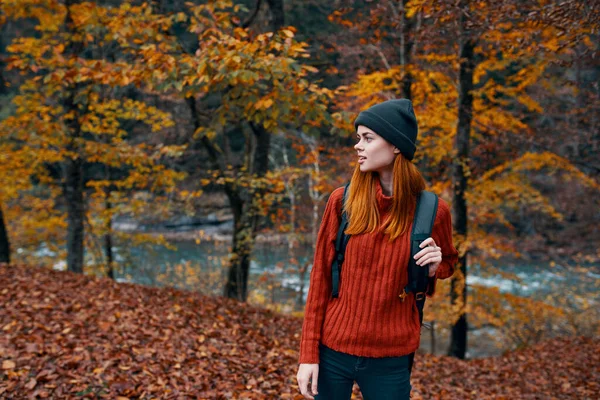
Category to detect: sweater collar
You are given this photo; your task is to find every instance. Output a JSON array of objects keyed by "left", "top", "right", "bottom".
[{"left": 374, "top": 179, "right": 393, "bottom": 211}]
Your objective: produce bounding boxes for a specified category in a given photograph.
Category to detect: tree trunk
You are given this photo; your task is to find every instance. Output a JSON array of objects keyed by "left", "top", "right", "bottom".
[
  {"left": 64, "top": 156, "right": 85, "bottom": 273},
  {"left": 431, "top": 320, "right": 436, "bottom": 355},
  {"left": 223, "top": 123, "right": 271, "bottom": 302},
  {"left": 0, "top": 204, "right": 10, "bottom": 264},
  {"left": 0, "top": 23, "right": 9, "bottom": 264},
  {"left": 223, "top": 195, "right": 251, "bottom": 301},
  {"left": 62, "top": 0, "right": 86, "bottom": 274},
  {"left": 222, "top": 0, "right": 284, "bottom": 302},
  {"left": 184, "top": 96, "right": 249, "bottom": 301},
  {"left": 400, "top": 0, "right": 415, "bottom": 99},
  {"left": 104, "top": 185, "right": 114, "bottom": 280},
  {"left": 265, "top": 0, "right": 285, "bottom": 32},
  {"left": 448, "top": 1, "right": 476, "bottom": 359}
]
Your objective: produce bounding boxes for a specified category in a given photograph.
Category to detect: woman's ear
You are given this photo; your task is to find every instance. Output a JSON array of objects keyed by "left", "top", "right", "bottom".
[{"left": 393, "top": 147, "right": 401, "bottom": 154}]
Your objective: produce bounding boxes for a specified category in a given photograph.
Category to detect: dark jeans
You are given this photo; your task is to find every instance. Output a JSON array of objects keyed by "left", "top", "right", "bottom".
[{"left": 315, "top": 343, "right": 412, "bottom": 400}]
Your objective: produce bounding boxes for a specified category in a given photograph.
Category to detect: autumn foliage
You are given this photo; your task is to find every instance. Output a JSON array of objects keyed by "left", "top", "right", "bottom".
[{"left": 0, "top": 0, "right": 598, "bottom": 397}]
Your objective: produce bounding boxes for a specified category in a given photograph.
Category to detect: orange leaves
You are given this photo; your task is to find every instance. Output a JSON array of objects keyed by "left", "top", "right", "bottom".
[
  {"left": 1, "top": 0, "right": 64, "bottom": 31},
  {"left": 254, "top": 97, "right": 274, "bottom": 110},
  {"left": 1, "top": 264, "right": 599, "bottom": 398}
]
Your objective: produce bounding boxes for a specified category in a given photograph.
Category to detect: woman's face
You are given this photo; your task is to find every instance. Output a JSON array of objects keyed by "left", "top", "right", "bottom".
[{"left": 354, "top": 125, "right": 399, "bottom": 172}]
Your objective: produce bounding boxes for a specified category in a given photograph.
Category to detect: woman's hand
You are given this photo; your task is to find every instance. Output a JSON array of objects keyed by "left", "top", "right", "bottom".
[
  {"left": 297, "top": 363, "right": 319, "bottom": 399},
  {"left": 413, "top": 237, "right": 442, "bottom": 277}
]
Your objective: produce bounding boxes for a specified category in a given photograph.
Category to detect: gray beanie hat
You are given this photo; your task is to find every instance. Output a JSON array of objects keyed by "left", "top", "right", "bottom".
[{"left": 353, "top": 99, "right": 418, "bottom": 160}]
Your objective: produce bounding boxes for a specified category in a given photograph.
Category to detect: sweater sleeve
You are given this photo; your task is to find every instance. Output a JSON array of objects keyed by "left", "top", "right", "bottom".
[
  {"left": 298, "top": 187, "right": 344, "bottom": 364},
  {"left": 426, "top": 197, "right": 459, "bottom": 298}
]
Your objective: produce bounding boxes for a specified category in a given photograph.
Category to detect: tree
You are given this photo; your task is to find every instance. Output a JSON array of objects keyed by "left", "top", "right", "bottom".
[
  {"left": 448, "top": 0, "right": 475, "bottom": 358},
  {"left": 107, "top": 0, "right": 333, "bottom": 301},
  {"left": 2, "top": 0, "right": 184, "bottom": 274}
]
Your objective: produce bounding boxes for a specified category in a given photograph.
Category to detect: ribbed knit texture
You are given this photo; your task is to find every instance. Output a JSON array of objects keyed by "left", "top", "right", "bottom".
[{"left": 298, "top": 179, "right": 459, "bottom": 364}]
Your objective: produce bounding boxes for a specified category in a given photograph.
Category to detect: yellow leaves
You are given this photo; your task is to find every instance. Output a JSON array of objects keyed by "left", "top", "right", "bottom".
[
  {"left": 6, "top": 37, "right": 52, "bottom": 63},
  {"left": 472, "top": 95, "right": 532, "bottom": 135},
  {"left": 471, "top": 174, "right": 565, "bottom": 227},
  {"left": 154, "top": 144, "right": 187, "bottom": 159},
  {"left": 233, "top": 27, "right": 249, "bottom": 39},
  {"left": 542, "top": 35, "right": 562, "bottom": 52},
  {"left": 254, "top": 98, "right": 274, "bottom": 110},
  {"left": 2, "top": 0, "right": 64, "bottom": 31},
  {"left": 515, "top": 93, "right": 543, "bottom": 113},
  {"left": 255, "top": 32, "right": 274, "bottom": 45},
  {"left": 301, "top": 65, "right": 319, "bottom": 74},
  {"left": 193, "top": 127, "right": 217, "bottom": 141},
  {"left": 82, "top": 98, "right": 174, "bottom": 136},
  {"left": 71, "top": 2, "right": 106, "bottom": 27},
  {"left": 478, "top": 151, "right": 600, "bottom": 192},
  {"left": 174, "top": 11, "right": 188, "bottom": 23},
  {"left": 470, "top": 60, "right": 545, "bottom": 114},
  {"left": 281, "top": 29, "right": 295, "bottom": 38},
  {"left": 405, "top": 0, "right": 425, "bottom": 19},
  {"left": 178, "top": 190, "right": 204, "bottom": 203}
]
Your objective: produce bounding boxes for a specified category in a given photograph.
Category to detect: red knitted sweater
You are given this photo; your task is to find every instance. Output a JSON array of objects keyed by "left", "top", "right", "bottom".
[{"left": 298, "top": 179, "right": 459, "bottom": 364}]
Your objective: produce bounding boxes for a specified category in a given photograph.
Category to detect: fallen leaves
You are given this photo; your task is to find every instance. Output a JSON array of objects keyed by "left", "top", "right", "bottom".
[
  {"left": 0, "top": 263, "right": 598, "bottom": 399},
  {"left": 2, "top": 360, "right": 16, "bottom": 370}
]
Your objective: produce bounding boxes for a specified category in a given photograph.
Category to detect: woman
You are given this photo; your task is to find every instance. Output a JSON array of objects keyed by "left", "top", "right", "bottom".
[{"left": 296, "top": 99, "right": 459, "bottom": 399}]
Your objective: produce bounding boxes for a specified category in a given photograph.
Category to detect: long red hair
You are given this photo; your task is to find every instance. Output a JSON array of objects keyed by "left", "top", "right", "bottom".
[{"left": 343, "top": 154, "right": 426, "bottom": 241}]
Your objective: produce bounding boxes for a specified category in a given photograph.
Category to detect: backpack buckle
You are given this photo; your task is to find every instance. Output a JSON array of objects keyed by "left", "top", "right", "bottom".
[
  {"left": 398, "top": 288, "right": 408, "bottom": 302},
  {"left": 415, "top": 292, "right": 425, "bottom": 301}
]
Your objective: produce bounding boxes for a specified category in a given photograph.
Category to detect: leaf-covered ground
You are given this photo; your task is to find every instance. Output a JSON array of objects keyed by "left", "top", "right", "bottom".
[{"left": 1, "top": 264, "right": 598, "bottom": 399}]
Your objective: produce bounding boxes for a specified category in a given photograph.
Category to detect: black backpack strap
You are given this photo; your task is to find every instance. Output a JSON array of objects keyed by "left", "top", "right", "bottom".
[
  {"left": 405, "top": 190, "right": 438, "bottom": 376},
  {"left": 401, "top": 190, "right": 438, "bottom": 326},
  {"left": 331, "top": 182, "right": 351, "bottom": 298}
]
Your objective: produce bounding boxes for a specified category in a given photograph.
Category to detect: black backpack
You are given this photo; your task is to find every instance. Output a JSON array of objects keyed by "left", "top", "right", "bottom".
[{"left": 330, "top": 182, "right": 438, "bottom": 372}]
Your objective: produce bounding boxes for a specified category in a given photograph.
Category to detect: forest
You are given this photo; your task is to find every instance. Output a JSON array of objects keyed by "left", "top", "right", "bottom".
[{"left": 0, "top": 0, "right": 598, "bottom": 398}]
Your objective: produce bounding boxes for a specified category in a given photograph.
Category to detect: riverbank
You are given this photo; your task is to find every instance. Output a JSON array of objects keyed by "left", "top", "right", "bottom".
[
  {"left": 1, "top": 263, "right": 598, "bottom": 399},
  {"left": 141, "top": 229, "right": 312, "bottom": 245},
  {"left": 114, "top": 220, "right": 313, "bottom": 245}
]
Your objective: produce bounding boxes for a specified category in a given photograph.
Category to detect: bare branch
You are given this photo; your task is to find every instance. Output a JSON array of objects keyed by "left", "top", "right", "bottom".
[{"left": 367, "top": 44, "right": 392, "bottom": 70}]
